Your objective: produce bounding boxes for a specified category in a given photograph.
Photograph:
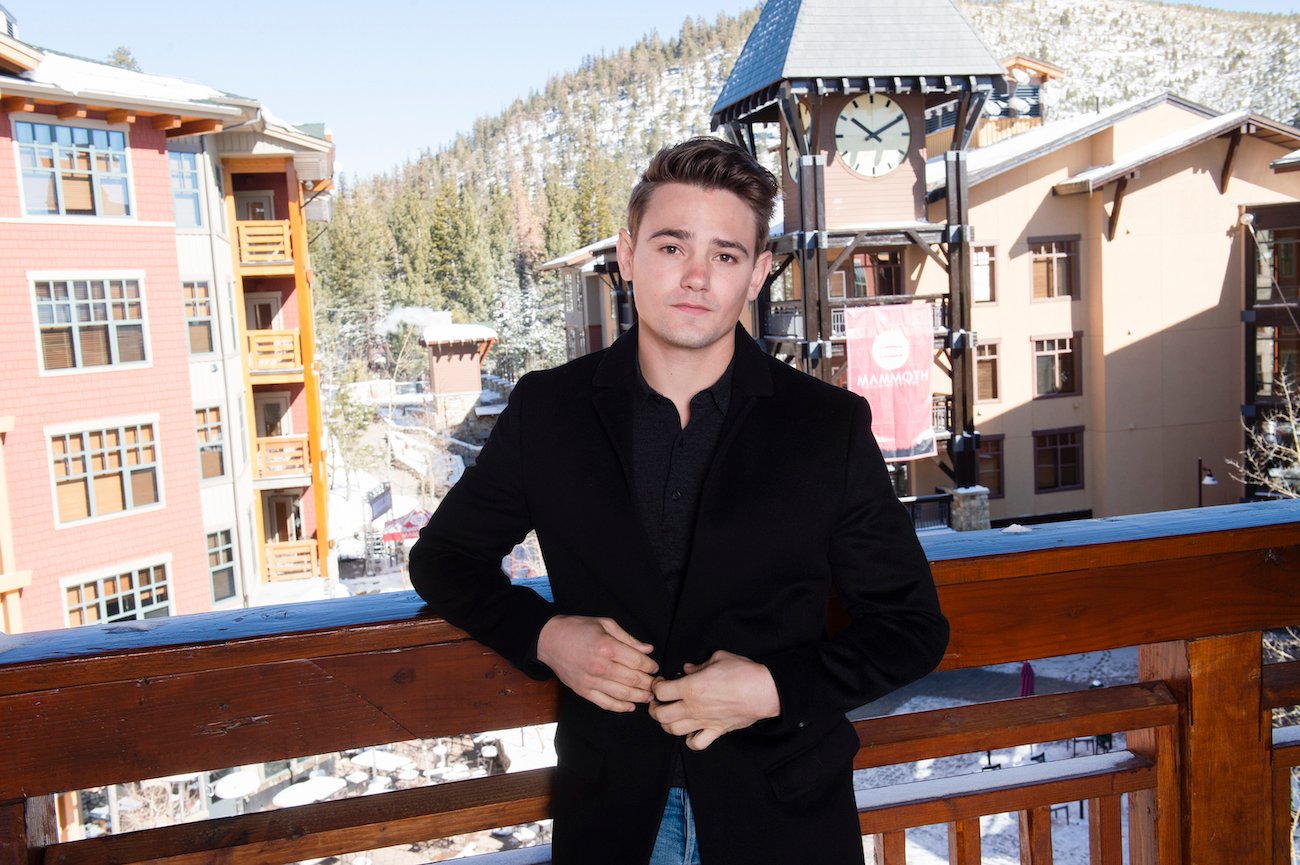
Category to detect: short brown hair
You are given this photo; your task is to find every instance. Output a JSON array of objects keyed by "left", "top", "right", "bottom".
[{"left": 626, "top": 137, "right": 778, "bottom": 255}]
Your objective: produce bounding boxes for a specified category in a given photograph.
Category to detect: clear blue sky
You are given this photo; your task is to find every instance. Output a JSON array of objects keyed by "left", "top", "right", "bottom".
[{"left": 8, "top": 0, "right": 1296, "bottom": 179}]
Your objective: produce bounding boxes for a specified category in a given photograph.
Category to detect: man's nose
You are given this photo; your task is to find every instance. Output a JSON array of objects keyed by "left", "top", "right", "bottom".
[{"left": 680, "top": 255, "right": 709, "bottom": 291}]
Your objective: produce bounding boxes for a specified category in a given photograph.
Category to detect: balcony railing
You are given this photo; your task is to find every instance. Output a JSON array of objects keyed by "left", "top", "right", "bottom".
[
  {"left": 265, "top": 539, "right": 319, "bottom": 582},
  {"left": 2, "top": 500, "right": 1299, "bottom": 865},
  {"left": 899, "top": 492, "right": 951, "bottom": 530},
  {"left": 765, "top": 298, "right": 948, "bottom": 341},
  {"left": 254, "top": 434, "right": 310, "bottom": 480},
  {"left": 247, "top": 330, "right": 303, "bottom": 376},
  {"left": 236, "top": 220, "right": 293, "bottom": 267}
]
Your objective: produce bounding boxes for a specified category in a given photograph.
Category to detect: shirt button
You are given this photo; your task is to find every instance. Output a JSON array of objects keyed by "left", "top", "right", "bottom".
[{"left": 670, "top": 490, "right": 682, "bottom": 501}]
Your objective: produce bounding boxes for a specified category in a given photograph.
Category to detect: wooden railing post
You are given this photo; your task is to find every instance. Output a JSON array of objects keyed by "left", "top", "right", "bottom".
[
  {"left": 1138, "top": 632, "right": 1270, "bottom": 864},
  {"left": 0, "top": 796, "right": 57, "bottom": 865}
]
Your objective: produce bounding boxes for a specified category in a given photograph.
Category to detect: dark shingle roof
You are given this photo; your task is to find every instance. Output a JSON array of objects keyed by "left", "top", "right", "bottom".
[{"left": 712, "top": 0, "right": 1006, "bottom": 123}]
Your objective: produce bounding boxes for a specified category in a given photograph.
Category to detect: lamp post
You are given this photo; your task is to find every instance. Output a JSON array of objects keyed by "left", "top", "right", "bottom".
[{"left": 1197, "top": 458, "right": 1219, "bottom": 508}]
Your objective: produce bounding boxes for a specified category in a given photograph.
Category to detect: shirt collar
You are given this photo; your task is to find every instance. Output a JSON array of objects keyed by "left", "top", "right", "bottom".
[{"left": 635, "top": 355, "right": 735, "bottom": 417}]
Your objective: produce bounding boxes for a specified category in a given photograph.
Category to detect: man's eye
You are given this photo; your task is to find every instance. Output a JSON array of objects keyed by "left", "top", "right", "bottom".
[
  {"left": 661, "top": 245, "right": 680, "bottom": 255},
  {"left": 717, "top": 253, "right": 735, "bottom": 263}
]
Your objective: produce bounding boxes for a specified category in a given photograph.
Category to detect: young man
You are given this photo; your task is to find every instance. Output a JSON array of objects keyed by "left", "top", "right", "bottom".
[{"left": 410, "top": 137, "right": 947, "bottom": 865}]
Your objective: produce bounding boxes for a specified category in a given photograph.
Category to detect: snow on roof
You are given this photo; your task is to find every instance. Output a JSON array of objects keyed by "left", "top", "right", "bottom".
[
  {"left": 540, "top": 233, "right": 618, "bottom": 271},
  {"left": 1273, "top": 148, "right": 1300, "bottom": 173},
  {"left": 925, "top": 93, "right": 1208, "bottom": 195},
  {"left": 421, "top": 320, "right": 496, "bottom": 345},
  {"left": 1055, "top": 110, "right": 1252, "bottom": 195},
  {"left": 13, "top": 47, "right": 245, "bottom": 116}
]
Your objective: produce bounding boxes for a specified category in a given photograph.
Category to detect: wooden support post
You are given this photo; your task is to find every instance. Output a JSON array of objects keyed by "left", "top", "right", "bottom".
[
  {"left": 1139, "top": 633, "right": 1271, "bottom": 864},
  {"left": 1018, "top": 805, "right": 1052, "bottom": 865},
  {"left": 1088, "top": 796, "right": 1123, "bottom": 865},
  {"left": 0, "top": 796, "right": 57, "bottom": 865},
  {"left": 948, "top": 818, "right": 981, "bottom": 865},
  {"left": 872, "top": 830, "right": 906, "bottom": 865},
  {"left": 1272, "top": 766, "right": 1293, "bottom": 865}
]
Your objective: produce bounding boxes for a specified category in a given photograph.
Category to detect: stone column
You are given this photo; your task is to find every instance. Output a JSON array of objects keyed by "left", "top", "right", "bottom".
[{"left": 948, "top": 485, "right": 991, "bottom": 532}]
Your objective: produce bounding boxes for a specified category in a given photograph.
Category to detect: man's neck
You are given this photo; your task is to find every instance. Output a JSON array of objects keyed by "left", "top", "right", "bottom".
[{"left": 637, "top": 331, "right": 736, "bottom": 428}]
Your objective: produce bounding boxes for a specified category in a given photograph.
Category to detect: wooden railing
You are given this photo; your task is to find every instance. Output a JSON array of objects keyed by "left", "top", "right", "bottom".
[
  {"left": 1, "top": 500, "right": 1298, "bottom": 865},
  {"left": 264, "top": 539, "right": 318, "bottom": 582},
  {"left": 236, "top": 220, "right": 293, "bottom": 265},
  {"left": 254, "top": 434, "right": 310, "bottom": 479},
  {"left": 247, "top": 330, "right": 303, "bottom": 375}
]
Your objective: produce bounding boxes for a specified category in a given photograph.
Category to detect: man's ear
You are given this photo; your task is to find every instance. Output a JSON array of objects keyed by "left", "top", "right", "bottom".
[
  {"left": 616, "top": 228, "right": 635, "bottom": 283},
  {"left": 747, "top": 250, "right": 773, "bottom": 302}
]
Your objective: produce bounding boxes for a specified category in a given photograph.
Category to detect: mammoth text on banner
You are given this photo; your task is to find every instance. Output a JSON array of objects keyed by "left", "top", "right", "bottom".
[{"left": 844, "top": 303, "right": 937, "bottom": 461}]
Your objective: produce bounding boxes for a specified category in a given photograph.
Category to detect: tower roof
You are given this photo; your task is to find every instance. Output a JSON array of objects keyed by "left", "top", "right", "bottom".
[{"left": 711, "top": 0, "right": 1006, "bottom": 126}]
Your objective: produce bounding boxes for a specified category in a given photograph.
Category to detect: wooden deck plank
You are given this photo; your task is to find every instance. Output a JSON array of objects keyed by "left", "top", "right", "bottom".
[
  {"left": 853, "top": 681, "right": 1176, "bottom": 769},
  {"left": 43, "top": 770, "right": 552, "bottom": 865}
]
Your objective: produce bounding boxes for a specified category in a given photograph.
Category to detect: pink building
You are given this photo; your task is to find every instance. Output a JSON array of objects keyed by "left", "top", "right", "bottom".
[{"left": 0, "top": 23, "right": 333, "bottom": 634}]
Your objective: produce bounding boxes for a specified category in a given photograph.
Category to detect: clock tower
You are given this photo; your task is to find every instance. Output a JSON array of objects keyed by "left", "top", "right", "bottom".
[{"left": 711, "top": 0, "right": 1006, "bottom": 488}]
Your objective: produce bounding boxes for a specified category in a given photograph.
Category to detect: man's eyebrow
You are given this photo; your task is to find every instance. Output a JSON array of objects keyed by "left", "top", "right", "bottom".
[{"left": 647, "top": 227, "right": 751, "bottom": 258}]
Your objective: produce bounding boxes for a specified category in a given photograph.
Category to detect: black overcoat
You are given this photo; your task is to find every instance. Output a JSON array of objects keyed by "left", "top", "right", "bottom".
[{"left": 410, "top": 325, "right": 948, "bottom": 865}]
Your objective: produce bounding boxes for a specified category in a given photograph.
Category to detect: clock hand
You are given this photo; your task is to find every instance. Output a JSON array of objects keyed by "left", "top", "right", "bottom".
[
  {"left": 867, "top": 115, "right": 906, "bottom": 139},
  {"left": 850, "top": 117, "right": 883, "bottom": 143}
]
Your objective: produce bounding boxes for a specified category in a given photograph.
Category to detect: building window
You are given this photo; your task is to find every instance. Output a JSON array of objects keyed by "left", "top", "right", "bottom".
[
  {"left": 1034, "top": 427, "right": 1084, "bottom": 493},
  {"left": 184, "top": 281, "right": 215, "bottom": 355},
  {"left": 1255, "top": 325, "right": 1299, "bottom": 397},
  {"left": 973, "top": 246, "right": 996, "bottom": 303},
  {"left": 208, "top": 530, "right": 238, "bottom": 602},
  {"left": 34, "top": 278, "right": 146, "bottom": 371},
  {"left": 66, "top": 563, "right": 170, "bottom": 626},
  {"left": 169, "top": 150, "right": 202, "bottom": 228},
  {"left": 1030, "top": 238, "right": 1078, "bottom": 299},
  {"left": 1034, "top": 335, "right": 1080, "bottom": 397},
  {"left": 976, "top": 342, "right": 999, "bottom": 401},
  {"left": 51, "top": 423, "right": 159, "bottom": 524},
  {"left": 196, "top": 407, "right": 225, "bottom": 479},
  {"left": 977, "top": 434, "right": 1004, "bottom": 498},
  {"left": 17, "top": 120, "right": 131, "bottom": 217},
  {"left": 841, "top": 251, "right": 903, "bottom": 298}
]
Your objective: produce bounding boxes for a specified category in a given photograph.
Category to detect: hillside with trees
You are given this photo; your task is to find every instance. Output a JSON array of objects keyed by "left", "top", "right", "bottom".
[{"left": 310, "top": 0, "right": 1300, "bottom": 386}]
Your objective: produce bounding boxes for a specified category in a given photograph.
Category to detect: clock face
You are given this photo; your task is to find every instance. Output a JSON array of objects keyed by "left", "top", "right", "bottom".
[
  {"left": 785, "top": 101, "right": 812, "bottom": 183},
  {"left": 834, "top": 95, "right": 911, "bottom": 178}
]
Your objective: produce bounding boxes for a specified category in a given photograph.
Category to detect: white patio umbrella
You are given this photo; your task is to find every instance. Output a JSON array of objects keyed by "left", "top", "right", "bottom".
[{"left": 271, "top": 775, "right": 346, "bottom": 808}]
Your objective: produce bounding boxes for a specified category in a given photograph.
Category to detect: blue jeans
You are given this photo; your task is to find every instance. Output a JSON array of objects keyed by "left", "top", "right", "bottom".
[{"left": 647, "top": 787, "right": 700, "bottom": 865}]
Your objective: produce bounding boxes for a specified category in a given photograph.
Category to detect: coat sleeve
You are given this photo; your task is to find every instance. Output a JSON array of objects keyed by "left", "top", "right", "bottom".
[
  {"left": 408, "top": 375, "right": 556, "bottom": 680},
  {"left": 757, "top": 397, "right": 948, "bottom": 734}
]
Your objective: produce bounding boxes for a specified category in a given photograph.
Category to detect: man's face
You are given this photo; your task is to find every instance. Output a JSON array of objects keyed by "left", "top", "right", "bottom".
[{"left": 617, "top": 182, "right": 772, "bottom": 359}]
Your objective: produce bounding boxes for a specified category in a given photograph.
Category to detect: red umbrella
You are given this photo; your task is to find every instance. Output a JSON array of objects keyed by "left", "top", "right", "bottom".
[
  {"left": 381, "top": 509, "right": 432, "bottom": 542},
  {"left": 1019, "top": 660, "right": 1036, "bottom": 697}
]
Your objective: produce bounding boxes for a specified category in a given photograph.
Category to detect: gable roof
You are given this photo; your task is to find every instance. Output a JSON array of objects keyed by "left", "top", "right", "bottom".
[
  {"left": 1055, "top": 110, "right": 1300, "bottom": 195},
  {"left": 0, "top": 46, "right": 248, "bottom": 120},
  {"left": 1271, "top": 148, "right": 1300, "bottom": 174},
  {"left": 711, "top": 0, "right": 1005, "bottom": 126},
  {"left": 924, "top": 93, "right": 1217, "bottom": 200}
]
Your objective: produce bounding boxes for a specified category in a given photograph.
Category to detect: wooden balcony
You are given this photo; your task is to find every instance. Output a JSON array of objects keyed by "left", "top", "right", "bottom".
[
  {"left": 2, "top": 501, "right": 1298, "bottom": 865},
  {"left": 264, "top": 539, "right": 319, "bottom": 582},
  {"left": 235, "top": 220, "right": 295, "bottom": 275},
  {"left": 254, "top": 434, "right": 310, "bottom": 485},
  {"left": 246, "top": 329, "right": 304, "bottom": 383}
]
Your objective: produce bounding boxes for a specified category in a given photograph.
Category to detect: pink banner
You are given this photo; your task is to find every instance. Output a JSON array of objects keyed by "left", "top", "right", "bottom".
[{"left": 844, "top": 304, "right": 936, "bottom": 462}]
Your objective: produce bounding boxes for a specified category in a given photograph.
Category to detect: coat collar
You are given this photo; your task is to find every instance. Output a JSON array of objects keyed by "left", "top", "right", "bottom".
[{"left": 592, "top": 323, "right": 774, "bottom": 399}]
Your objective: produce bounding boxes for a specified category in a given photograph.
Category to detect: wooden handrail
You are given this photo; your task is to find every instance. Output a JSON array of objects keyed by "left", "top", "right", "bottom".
[{"left": 0, "top": 499, "right": 1297, "bottom": 865}]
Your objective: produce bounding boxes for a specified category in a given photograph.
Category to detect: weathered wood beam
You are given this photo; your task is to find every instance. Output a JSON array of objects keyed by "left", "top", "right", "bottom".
[
  {"left": 828, "top": 231, "right": 869, "bottom": 274},
  {"left": 55, "top": 103, "right": 86, "bottom": 120},
  {"left": 1262, "top": 657, "right": 1300, "bottom": 708},
  {"left": 1107, "top": 176, "right": 1129, "bottom": 242},
  {"left": 1221, "top": 128, "right": 1243, "bottom": 193},
  {"left": 907, "top": 227, "right": 949, "bottom": 272},
  {"left": 104, "top": 109, "right": 135, "bottom": 124},
  {"left": 167, "top": 118, "right": 222, "bottom": 138},
  {"left": 305, "top": 177, "right": 334, "bottom": 196},
  {"left": 1, "top": 95, "right": 33, "bottom": 113},
  {"left": 150, "top": 113, "right": 181, "bottom": 131}
]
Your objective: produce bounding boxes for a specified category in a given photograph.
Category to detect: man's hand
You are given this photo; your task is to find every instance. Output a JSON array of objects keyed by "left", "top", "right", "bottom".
[
  {"left": 536, "top": 615, "right": 658, "bottom": 713},
  {"left": 648, "top": 650, "right": 781, "bottom": 750}
]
